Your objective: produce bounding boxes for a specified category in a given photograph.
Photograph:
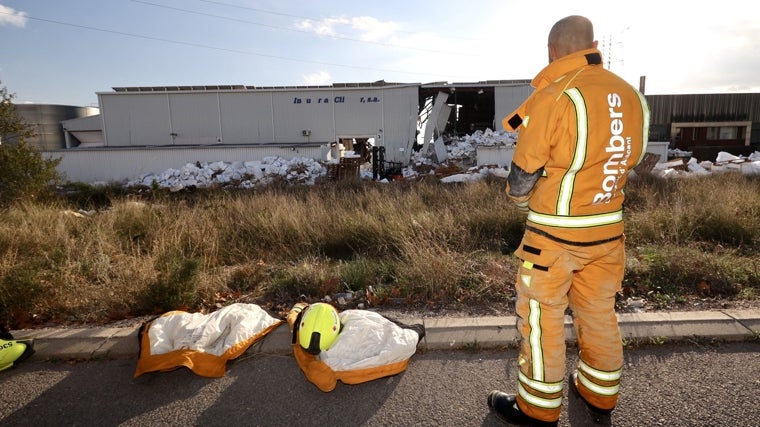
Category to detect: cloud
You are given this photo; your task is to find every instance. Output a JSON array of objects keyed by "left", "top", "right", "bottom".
[
  {"left": 302, "top": 70, "right": 331, "bottom": 86},
  {"left": 295, "top": 15, "right": 400, "bottom": 43},
  {"left": 0, "top": 4, "right": 27, "bottom": 27},
  {"left": 348, "top": 16, "right": 399, "bottom": 42},
  {"left": 622, "top": 14, "right": 760, "bottom": 94},
  {"left": 295, "top": 17, "right": 350, "bottom": 38}
]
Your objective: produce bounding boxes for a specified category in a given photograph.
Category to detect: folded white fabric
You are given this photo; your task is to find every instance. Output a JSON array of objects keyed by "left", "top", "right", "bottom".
[{"left": 319, "top": 310, "right": 419, "bottom": 371}]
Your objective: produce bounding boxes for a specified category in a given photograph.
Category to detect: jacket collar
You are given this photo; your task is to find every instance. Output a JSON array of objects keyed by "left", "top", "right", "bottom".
[{"left": 531, "top": 48, "right": 603, "bottom": 90}]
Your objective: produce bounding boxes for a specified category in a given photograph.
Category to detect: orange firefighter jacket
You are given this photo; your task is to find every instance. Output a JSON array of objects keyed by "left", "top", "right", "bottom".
[{"left": 503, "top": 48, "right": 650, "bottom": 244}]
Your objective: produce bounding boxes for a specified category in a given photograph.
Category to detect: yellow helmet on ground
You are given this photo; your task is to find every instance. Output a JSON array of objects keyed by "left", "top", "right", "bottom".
[
  {"left": 0, "top": 339, "right": 35, "bottom": 371},
  {"left": 298, "top": 302, "right": 341, "bottom": 355}
]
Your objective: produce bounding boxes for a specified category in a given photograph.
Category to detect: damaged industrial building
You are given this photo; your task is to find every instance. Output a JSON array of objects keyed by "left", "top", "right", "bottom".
[{"left": 6, "top": 80, "right": 760, "bottom": 184}]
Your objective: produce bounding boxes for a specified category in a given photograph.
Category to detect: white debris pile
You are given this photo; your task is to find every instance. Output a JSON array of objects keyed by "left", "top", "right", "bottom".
[
  {"left": 464, "top": 129, "right": 518, "bottom": 146},
  {"left": 445, "top": 128, "right": 517, "bottom": 160},
  {"left": 668, "top": 148, "right": 693, "bottom": 158},
  {"left": 651, "top": 151, "right": 760, "bottom": 178},
  {"left": 439, "top": 165, "right": 510, "bottom": 183},
  {"left": 119, "top": 130, "right": 757, "bottom": 189},
  {"left": 126, "top": 156, "right": 327, "bottom": 190},
  {"left": 404, "top": 128, "right": 516, "bottom": 181}
]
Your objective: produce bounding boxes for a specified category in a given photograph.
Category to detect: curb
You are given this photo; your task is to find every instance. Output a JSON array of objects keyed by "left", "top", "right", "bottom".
[{"left": 10, "top": 309, "right": 760, "bottom": 362}]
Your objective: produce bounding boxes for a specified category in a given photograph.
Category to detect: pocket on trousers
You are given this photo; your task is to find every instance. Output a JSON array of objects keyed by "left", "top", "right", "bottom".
[
  {"left": 513, "top": 237, "right": 568, "bottom": 299},
  {"left": 514, "top": 241, "right": 562, "bottom": 273}
]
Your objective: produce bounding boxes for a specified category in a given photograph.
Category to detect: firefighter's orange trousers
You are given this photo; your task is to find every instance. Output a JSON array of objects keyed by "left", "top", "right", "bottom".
[{"left": 511, "top": 230, "right": 625, "bottom": 422}]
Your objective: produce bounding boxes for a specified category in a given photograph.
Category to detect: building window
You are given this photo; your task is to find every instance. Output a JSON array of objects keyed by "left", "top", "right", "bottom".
[{"left": 718, "top": 127, "right": 738, "bottom": 140}]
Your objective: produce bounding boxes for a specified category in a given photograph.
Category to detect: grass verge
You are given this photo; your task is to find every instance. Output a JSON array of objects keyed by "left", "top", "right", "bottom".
[{"left": 1, "top": 173, "right": 758, "bottom": 328}]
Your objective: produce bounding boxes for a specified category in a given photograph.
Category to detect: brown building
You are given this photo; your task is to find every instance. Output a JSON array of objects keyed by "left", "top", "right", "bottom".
[{"left": 645, "top": 93, "right": 760, "bottom": 159}]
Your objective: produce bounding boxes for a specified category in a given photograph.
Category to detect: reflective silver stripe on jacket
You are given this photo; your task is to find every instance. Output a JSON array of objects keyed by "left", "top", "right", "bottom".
[
  {"left": 527, "top": 210, "right": 623, "bottom": 228},
  {"left": 635, "top": 89, "right": 651, "bottom": 165},
  {"left": 557, "top": 88, "right": 588, "bottom": 216}
]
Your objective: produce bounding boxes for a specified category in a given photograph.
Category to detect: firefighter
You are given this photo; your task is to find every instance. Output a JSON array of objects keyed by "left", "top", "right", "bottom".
[{"left": 487, "top": 15, "right": 650, "bottom": 426}]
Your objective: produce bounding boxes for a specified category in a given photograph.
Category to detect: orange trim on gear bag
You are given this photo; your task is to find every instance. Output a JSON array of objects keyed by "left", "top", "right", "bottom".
[
  {"left": 293, "top": 344, "right": 339, "bottom": 392},
  {"left": 133, "top": 319, "right": 283, "bottom": 378},
  {"left": 292, "top": 344, "right": 412, "bottom": 392}
]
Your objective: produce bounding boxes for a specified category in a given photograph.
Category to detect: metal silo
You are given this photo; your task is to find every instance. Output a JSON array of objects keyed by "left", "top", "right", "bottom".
[{"left": 7, "top": 104, "right": 99, "bottom": 150}]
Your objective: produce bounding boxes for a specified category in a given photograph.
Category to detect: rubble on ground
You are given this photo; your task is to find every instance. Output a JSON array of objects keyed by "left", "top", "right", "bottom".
[
  {"left": 126, "top": 156, "right": 327, "bottom": 191},
  {"left": 123, "top": 129, "right": 516, "bottom": 190},
  {"left": 403, "top": 129, "right": 514, "bottom": 181},
  {"left": 121, "top": 129, "right": 759, "bottom": 190},
  {"left": 651, "top": 150, "right": 760, "bottom": 178}
]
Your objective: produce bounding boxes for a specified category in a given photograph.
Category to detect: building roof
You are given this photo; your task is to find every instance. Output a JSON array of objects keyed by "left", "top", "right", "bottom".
[
  {"left": 108, "top": 79, "right": 537, "bottom": 94},
  {"left": 110, "top": 80, "right": 416, "bottom": 93}
]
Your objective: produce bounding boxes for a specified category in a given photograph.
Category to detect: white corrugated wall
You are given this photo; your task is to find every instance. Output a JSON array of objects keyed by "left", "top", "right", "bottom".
[
  {"left": 45, "top": 145, "right": 324, "bottom": 183},
  {"left": 99, "top": 85, "right": 418, "bottom": 151},
  {"left": 494, "top": 85, "right": 534, "bottom": 130}
]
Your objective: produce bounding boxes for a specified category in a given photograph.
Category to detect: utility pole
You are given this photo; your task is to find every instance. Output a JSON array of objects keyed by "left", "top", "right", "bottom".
[{"left": 600, "top": 27, "right": 629, "bottom": 71}]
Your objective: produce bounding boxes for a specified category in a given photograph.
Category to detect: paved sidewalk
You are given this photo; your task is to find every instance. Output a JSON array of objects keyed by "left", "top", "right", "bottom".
[{"left": 10, "top": 309, "right": 760, "bottom": 361}]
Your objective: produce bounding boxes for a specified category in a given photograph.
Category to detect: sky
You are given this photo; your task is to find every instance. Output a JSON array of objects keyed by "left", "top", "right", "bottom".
[{"left": 1, "top": 0, "right": 759, "bottom": 107}]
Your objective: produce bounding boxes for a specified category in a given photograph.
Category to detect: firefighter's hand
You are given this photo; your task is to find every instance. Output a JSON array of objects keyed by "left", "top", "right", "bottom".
[
  {"left": 514, "top": 200, "right": 529, "bottom": 215},
  {"left": 507, "top": 192, "right": 530, "bottom": 216}
]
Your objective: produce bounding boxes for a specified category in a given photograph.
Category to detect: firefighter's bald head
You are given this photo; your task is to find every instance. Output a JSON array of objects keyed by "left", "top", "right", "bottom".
[{"left": 547, "top": 15, "right": 597, "bottom": 63}]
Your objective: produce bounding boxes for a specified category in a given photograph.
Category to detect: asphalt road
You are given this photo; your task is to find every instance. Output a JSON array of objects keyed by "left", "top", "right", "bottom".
[{"left": 1, "top": 341, "right": 759, "bottom": 427}]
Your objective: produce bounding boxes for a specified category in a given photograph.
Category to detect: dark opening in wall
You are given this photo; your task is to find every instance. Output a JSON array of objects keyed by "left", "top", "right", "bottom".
[{"left": 419, "top": 86, "right": 496, "bottom": 137}]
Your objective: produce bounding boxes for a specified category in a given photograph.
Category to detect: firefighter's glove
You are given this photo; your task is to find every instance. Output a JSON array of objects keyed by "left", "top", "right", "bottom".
[
  {"left": 505, "top": 163, "right": 541, "bottom": 217},
  {"left": 514, "top": 199, "right": 529, "bottom": 215},
  {"left": 506, "top": 187, "right": 531, "bottom": 216},
  {"left": 511, "top": 196, "right": 530, "bottom": 216}
]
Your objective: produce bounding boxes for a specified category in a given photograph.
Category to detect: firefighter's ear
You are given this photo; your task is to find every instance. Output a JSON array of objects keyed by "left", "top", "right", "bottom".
[{"left": 548, "top": 44, "right": 557, "bottom": 63}]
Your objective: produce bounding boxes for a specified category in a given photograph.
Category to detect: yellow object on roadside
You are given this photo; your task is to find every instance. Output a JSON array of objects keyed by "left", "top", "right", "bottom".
[{"left": 0, "top": 338, "right": 35, "bottom": 371}]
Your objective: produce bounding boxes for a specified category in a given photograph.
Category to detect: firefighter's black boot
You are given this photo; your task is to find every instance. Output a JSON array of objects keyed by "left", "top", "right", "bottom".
[{"left": 487, "top": 390, "right": 558, "bottom": 426}]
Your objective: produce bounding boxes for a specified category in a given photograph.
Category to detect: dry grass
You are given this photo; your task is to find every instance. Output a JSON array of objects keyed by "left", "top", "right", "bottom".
[
  {"left": 626, "top": 172, "right": 760, "bottom": 248},
  {"left": 624, "top": 173, "right": 760, "bottom": 301},
  {"left": 1, "top": 173, "right": 759, "bottom": 328}
]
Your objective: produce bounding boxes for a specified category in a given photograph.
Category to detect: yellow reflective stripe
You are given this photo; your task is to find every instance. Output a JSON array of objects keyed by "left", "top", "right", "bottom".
[
  {"left": 528, "top": 299, "right": 543, "bottom": 381},
  {"left": 521, "top": 274, "right": 532, "bottom": 288},
  {"left": 579, "top": 360, "right": 622, "bottom": 382},
  {"left": 523, "top": 115, "right": 530, "bottom": 128},
  {"left": 518, "top": 383, "right": 563, "bottom": 409},
  {"left": 521, "top": 261, "right": 534, "bottom": 287},
  {"left": 635, "top": 89, "right": 651, "bottom": 165},
  {"left": 528, "top": 210, "right": 623, "bottom": 228},
  {"left": 519, "top": 371, "right": 564, "bottom": 394},
  {"left": 557, "top": 88, "right": 588, "bottom": 215},
  {"left": 578, "top": 371, "right": 620, "bottom": 396}
]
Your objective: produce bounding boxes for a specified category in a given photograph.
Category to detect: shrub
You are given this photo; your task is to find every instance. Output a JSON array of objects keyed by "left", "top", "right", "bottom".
[
  {"left": 0, "top": 83, "right": 34, "bottom": 144},
  {"left": 267, "top": 257, "right": 341, "bottom": 300},
  {"left": 339, "top": 257, "right": 394, "bottom": 292},
  {"left": 0, "top": 83, "right": 62, "bottom": 206},
  {"left": 227, "top": 261, "right": 269, "bottom": 293},
  {"left": 59, "top": 182, "right": 126, "bottom": 210},
  {"left": 140, "top": 250, "right": 200, "bottom": 313},
  {"left": 0, "top": 263, "right": 44, "bottom": 328},
  {"left": 0, "top": 141, "right": 62, "bottom": 206}
]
